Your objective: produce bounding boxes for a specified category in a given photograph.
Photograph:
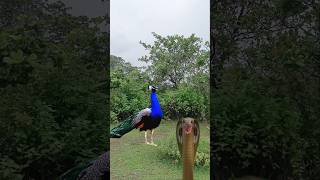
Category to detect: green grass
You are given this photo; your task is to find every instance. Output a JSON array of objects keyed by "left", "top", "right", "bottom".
[{"left": 110, "top": 120, "right": 210, "bottom": 180}]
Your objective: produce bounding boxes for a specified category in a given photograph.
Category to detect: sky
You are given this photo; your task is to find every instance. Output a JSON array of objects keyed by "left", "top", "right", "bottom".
[
  {"left": 60, "top": 0, "right": 209, "bottom": 67},
  {"left": 61, "top": 0, "right": 108, "bottom": 32},
  {"left": 110, "top": 0, "right": 210, "bottom": 67},
  {"left": 62, "top": 0, "right": 107, "bottom": 18}
]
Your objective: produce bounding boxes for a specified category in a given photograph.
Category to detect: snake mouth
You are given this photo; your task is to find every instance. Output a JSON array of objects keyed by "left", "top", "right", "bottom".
[{"left": 184, "top": 124, "right": 193, "bottom": 134}]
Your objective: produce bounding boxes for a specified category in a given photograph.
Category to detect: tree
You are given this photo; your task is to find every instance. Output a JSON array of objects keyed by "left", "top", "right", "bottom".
[
  {"left": 211, "top": 0, "right": 320, "bottom": 179},
  {"left": 110, "top": 53, "right": 210, "bottom": 122},
  {"left": 0, "top": 0, "right": 108, "bottom": 179},
  {"left": 139, "top": 32, "right": 209, "bottom": 88},
  {"left": 110, "top": 55, "right": 149, "bottom": 123}
]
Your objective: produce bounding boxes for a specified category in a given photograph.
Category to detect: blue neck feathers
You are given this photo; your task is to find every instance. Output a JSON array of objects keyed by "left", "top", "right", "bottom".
[{"left": 150, "top": 91, "right": 163, "bottom": 119}]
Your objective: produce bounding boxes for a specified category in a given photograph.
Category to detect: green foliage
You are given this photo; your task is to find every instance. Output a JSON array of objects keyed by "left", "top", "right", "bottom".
[
  {"left": 161, "top": 86, "right": 207, "bottom": 120},
  {"left": 139, "top": 32, "right": 209, "bottom": 88},
  {"left": 212, "top": 0, "right": 320, "bottom": 179},
  {"left": 111, "top": 32, "right": 209, "bottom": 123},
  {"left": 110, "top": 55, "right": 209, "bottom": 122},
  {"left": 0, "top": 0, "right": 108, "bottom": 178},
  {"left": 158, "top": 134, "right": 210, "bottom": 168},
  {"left": 110, "top": 55, "right": 149, "bottom": 123},
  {"left": 213, "top": 80, "right": 301, "bottom": 172}
]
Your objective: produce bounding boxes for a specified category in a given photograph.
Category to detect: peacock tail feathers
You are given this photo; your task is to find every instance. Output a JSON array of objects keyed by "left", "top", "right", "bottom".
[{"left": 110, "top": 113, "right": 137, "bottom": 138}]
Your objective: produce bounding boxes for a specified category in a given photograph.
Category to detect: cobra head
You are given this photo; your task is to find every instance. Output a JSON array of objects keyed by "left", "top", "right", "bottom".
[{"left": 176, "top": 117, "right": 200, "bottom": 160}]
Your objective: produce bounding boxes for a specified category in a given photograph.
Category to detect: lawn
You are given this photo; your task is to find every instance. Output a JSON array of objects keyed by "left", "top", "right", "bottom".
[{"left": 110, "top": 120, "right": 210, "bottom": 180}]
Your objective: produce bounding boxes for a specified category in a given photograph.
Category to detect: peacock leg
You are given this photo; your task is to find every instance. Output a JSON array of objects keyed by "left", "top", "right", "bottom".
[
  {"left": 150, "top": 129, "right": 157, "bottom": 146},
  {"left": 145, "top": 131, "right": 150, "bottom": 144}
]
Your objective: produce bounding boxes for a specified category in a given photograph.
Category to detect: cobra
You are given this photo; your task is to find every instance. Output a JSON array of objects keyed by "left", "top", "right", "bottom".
[{"left": 176, "top": 117, "right": 200, "bottom": 180}]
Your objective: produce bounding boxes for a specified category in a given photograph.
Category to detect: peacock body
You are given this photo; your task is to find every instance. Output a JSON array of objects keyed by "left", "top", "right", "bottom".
[{"left": 110, "top": 85, "right": 163, "bottom": 138}]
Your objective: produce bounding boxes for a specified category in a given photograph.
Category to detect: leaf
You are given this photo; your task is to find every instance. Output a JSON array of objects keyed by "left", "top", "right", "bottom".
[{"left": 4, "top": 50, "right": 24, "bottom": 64}]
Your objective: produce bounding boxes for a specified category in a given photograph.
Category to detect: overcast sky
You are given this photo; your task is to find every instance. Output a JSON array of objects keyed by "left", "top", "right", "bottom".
[
  {"left": 111, "top": 0, "right": 209, "bottom": 67},
  {"left": 61, "top": 0, "right": 108, "bottom": 32},
  {"left": 62, "top": 0, "right": 107, "bottom": 18}
]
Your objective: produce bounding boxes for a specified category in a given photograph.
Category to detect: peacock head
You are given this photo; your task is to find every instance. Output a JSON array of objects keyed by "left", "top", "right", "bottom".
[{"left": 148, "top": 85, "right": 158, "bottom": 92}]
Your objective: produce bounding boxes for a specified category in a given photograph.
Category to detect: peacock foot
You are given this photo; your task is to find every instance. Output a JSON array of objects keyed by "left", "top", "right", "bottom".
[{"left": 150, "top": 142, "right": 157, "bottom": 146}]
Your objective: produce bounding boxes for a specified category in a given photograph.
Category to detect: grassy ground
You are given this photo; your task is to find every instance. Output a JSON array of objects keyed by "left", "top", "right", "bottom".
[{"left": 110, "top": 120, "right": 210, "bottom": 180}]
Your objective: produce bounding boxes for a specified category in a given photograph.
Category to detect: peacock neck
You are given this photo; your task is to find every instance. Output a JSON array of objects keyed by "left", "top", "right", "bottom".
[{"left": 150, "top": 91, "right": 163, "bottom": 119}]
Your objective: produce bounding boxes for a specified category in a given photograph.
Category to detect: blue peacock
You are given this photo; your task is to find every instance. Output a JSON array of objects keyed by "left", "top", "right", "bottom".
[{"left": 110, "top": 85, "right": 163, "bottom": 146}]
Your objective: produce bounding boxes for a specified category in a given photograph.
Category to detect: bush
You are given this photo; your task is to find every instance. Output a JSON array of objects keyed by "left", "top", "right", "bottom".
[
  {"left": 161, "top": 86, "right": 207, "bottom": 120},
  {"left": 211, "top": 80, "right": 315, "bottom": 178},
  {"left": 0, "top": 1, "right": 108, "bottom": 178}
]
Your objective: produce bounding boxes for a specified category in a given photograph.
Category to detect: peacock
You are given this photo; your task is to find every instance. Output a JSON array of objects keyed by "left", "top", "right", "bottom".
[{"left": 110, "top": 85, "right": 163, "bottom": 146}]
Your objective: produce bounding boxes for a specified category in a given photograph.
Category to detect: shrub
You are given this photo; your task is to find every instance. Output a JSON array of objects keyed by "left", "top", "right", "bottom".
[{"left": 161, "top": 86, "right": 207, "bottom": 120}]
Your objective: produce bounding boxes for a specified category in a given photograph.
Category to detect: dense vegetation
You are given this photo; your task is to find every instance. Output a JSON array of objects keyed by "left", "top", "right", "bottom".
[
  {"left": 111, "top": 32, "right": 209, "bottom": 123},
  {"left": 0, "top": 1, "right": 108, "bottom": 179},
  {"left": 211, "top": 0, "right": 320, "bottom": 179}
]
